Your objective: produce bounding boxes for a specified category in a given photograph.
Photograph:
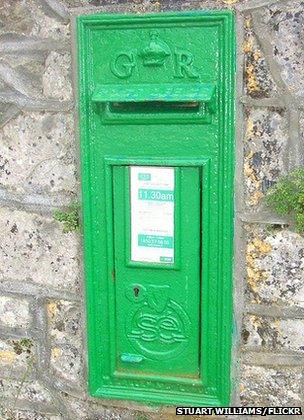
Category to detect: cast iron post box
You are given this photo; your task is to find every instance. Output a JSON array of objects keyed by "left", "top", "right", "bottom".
[{"left": 77, "top": 11, "right": 235, "bottom": 406}]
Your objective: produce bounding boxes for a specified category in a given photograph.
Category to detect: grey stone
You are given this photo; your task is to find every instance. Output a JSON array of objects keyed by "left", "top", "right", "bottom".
[
  {"left": 245, "top": 225, "right": 304, "bottom": 307},
  {"left": 0, "top": 187, "right": 78, "bottom": 217},
  {"left": 0, "top": 112, "right": 77, "bottom": 195},
  {"left": 47, "top": 300, "right": 81, "bottom": 346},
  {"left": 0, "top": 410, "right": 61, "bottom": 420},
  {"left": 262, "top": 1, "right": 304, "bottom": 97},
  {"left": 0, "top": 104, "right": 20, "bottom": 128},
  {"left": 243, "top": 350, "right": 304, "bottom": 367},
  {"left": 242, "top": 314, "right": 304, "bottom": 353},
  {"left": 58, "top": 395, "right": 93, "bottom": 420},
  {"left": 0, "top": 1, "right": 35, "bottom": 36},
  {"left": 47, "top": 300, "right": 83, "bottom": 386},
  {"left": 300, "top": 111, "right": 304, "bottom": 146},
  {"left": 61, "top": 391, "right": 156, "bottom": 420},
  {"left": 50, "top": 344, "right": 83, "bottom": 383},
  {"left": 0, "top": 34, "right": 68, "bottom": 54},
  {"left": 240, "top": 365, "right": 302, "bottom": 406},
  {"left": 5, "top": 56, "right": 45, "bottom": 85},
  {"left": 61, "top": 0, "right": 94, "bottom": 6},
  {"left": 0, "top": 207, "right": 80, "bottom": 292},
  {"left": 0, "top": 91, "right": 73, "bottom": 111},
  {"left": 246, "top": 302, "right": 304, "bottom": 319},
  {"left": 279, "top": 319, "right": 304, "bottom": 353},
  {"left": 244, "top": 108, "right": 288, "bottom": 209},
  {"left": 77, "top": 0, "right": 246, "bottom": 11},
  {"left": 27, "top": 0, "right": 71, "bottom": 41},
  {"left": 0, "top": 60, "right": 43, "bottom": 98},
  {"left": 38, "top": 0, "right": 70, "bottom": 23},
  {"left": 0, "top": 337, "right": 35, "bottom": 378},
  {"left": 237, "top": 0, "right": 283, "bottom": 11},
  {"left": 243, "top": 14, "right": 277, "bottom": 98},
  {"left": 0, "top": 296, "right": 30, "bottom": 329},
  {"left": 43, "top": 52, "right": 73, "bottom": 101},
  {"left": 0, "top": 379, "right": 53, "bottom": 404}
]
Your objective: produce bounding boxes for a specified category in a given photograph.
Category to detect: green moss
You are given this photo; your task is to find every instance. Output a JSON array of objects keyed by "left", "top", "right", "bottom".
[
  {"left": 265, "top": 168, "right": 304, "bottom": 233},
  {"left": 265, "top": 224, "right": 285, "bottom": 235},
  {"left": 11, "top": 338, "right": 33, "bottom": 356},
  {"left": 53, "top": 201, "right": 81, "bottom": 233}
]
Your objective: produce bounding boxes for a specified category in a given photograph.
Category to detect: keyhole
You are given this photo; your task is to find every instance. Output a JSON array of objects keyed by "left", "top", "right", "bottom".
[{"left": 133, "top": 286, "right": 140, "bottom": 298}]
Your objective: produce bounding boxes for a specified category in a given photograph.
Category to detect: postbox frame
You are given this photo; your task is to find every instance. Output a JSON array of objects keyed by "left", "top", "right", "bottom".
[{"left": 77, "top": 10, "right": 235, "bottom": 406}]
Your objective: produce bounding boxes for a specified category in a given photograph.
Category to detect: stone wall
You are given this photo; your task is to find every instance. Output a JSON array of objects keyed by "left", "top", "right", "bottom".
[{"left": 0, "top": 0, "right": 303, "bottom": 419}]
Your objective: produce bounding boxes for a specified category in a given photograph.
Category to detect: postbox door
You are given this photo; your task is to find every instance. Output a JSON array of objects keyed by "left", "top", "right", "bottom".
[{"left": 113, "top": 165, "right": 201, "bottom": 378}]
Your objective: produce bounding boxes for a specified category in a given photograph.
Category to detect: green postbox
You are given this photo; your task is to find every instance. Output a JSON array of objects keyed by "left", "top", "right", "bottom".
[{"left": 77, "top": 10, "right": 235, "bottom": 406}]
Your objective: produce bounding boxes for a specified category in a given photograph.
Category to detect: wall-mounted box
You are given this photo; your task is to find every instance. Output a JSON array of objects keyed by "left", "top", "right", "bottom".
[{"left": 77, "top": 10, "right": 235, "bottom": 406}]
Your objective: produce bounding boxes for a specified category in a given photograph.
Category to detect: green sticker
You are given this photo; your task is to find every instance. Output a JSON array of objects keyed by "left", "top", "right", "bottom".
[
  {"left": 138, "top": 189, "right": 174, "bottom": 202},
  {"left": 138, "top": 173, "right": 151, "bottom": 181},
  {"left": 138, "top": 234, "right": 174, "bottom": 248},
  {"left": 160, "top": 256, "right": 173, "bottom": 263}
]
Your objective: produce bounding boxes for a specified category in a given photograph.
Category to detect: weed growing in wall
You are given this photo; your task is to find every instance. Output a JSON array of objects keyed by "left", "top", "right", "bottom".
[
  {"left": 266, "top": 168, "right": 304, "bottom": 233},
  {"left": 53, "top": 202, "right": 81, "bottom": 233}
]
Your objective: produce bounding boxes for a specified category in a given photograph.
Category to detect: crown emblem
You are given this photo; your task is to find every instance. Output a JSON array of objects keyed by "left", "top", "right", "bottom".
[{"left": 139, "top": 31, "right": 171, "bottom": 67}]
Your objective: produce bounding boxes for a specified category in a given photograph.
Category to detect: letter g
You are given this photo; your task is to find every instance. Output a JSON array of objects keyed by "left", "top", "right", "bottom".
[{"left": 111, "top": 52, "right": 136, "bottom": 79}]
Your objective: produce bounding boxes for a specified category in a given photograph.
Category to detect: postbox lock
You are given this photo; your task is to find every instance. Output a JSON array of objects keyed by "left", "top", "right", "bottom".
[{"left": 125, "top": 283, "right": 146, "bottom": 303}]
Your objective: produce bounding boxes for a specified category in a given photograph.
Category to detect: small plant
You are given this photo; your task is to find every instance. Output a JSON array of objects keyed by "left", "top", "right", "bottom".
[
  {"left": 265, "top": 223, "right": 286, "bottom": 235},
  {"left": 0, "top": 338, "right": 35, "bottom": 419},
  {"left": 11, "top": 338, "right": 33, "bottom": 356},
  {"left": 265, "top": 167, "right": 304, "bottom": 233},
  {"left": 53, "top": 201, "right": 81, "bottom": 233}
]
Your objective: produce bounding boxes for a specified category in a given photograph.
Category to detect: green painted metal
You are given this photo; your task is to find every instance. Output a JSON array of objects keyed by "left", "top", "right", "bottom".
[
  {"left": 77, "top": 10, "right": 235, "bottom": 406},
  {"left": 114, "top": 165, "right": 201, "bottom": 377},
  {"left": 92, "top": 83, "right": 215, "bottom": 102}
]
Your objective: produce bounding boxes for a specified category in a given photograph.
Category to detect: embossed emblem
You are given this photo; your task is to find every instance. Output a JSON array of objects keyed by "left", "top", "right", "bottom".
[
  {"left": 138, "top": 31, "right": 171, "bottom": 67},
  {"left": 110, "top": 32, "right": 199, "bottom": 79},
  {"left": 125, "top": 285, "right": 191, "bottom": 360}
]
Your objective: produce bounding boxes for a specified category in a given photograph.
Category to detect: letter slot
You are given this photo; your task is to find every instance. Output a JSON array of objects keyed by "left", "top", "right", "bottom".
[{"left": 91, "top": 83, "right": 216, "bottom": 123}]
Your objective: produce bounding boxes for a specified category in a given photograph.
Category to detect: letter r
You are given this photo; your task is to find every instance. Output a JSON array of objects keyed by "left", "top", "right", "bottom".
[{"left": 174, "top": 49, "right": 199, "bottom": 79}]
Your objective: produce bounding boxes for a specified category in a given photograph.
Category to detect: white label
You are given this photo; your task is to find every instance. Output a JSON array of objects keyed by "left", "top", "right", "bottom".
[{"left": 130, "top": 166, "right": 174, "bottom": 264}]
